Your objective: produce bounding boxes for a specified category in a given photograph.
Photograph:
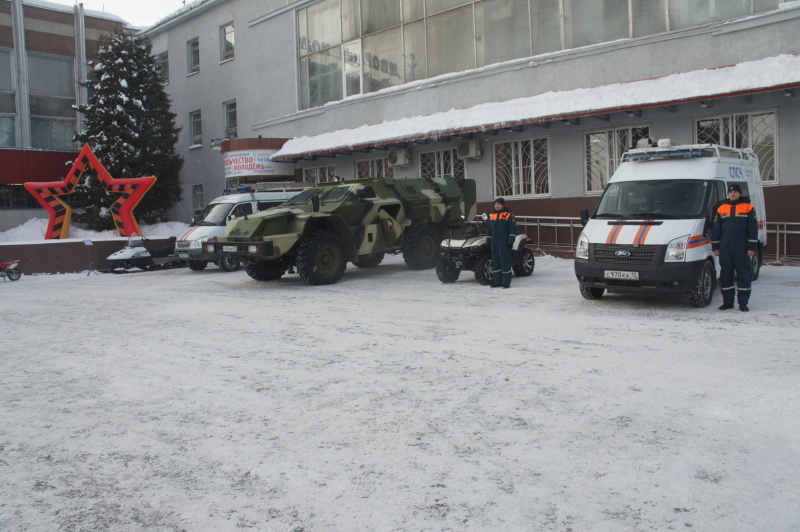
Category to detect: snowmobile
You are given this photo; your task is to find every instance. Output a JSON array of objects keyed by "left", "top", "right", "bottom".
[
  {"left": 436, "top": 215, "right": 535, "bottom": 284},
  {"left": 0, "top": 259, "right": 22, "bottom": 281},
  {"left": 106, "top": 235, "right": 184, "bottom": 272}
]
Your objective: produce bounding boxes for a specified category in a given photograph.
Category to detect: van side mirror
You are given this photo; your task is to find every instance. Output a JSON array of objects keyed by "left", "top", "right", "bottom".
[{"left": 580, "top": 209, "right": 590, "bottom": 227}]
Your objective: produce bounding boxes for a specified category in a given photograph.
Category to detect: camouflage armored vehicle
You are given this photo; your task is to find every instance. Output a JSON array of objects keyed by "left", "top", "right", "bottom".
[{"left": 208, "top": 176, "right": 477, "bottom": 285}]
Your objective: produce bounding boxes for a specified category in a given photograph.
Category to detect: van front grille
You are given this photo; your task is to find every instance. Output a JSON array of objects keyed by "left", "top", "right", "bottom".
[{"left": 593, "top": 244, "right": 658, "bottom": 265}]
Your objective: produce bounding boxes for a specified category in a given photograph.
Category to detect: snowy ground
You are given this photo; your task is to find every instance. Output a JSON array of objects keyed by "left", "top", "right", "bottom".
[{"left": 1, "top": 255, "right": 799, "bottom": 531}]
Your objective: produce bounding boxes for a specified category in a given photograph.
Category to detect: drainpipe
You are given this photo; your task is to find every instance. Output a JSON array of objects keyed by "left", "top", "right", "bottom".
[
  {"left": 10, "top": 0, "right": 30, "bottom": 147},
  {"left": 74, "top": 3, "right": 88, "bottom": 136}
]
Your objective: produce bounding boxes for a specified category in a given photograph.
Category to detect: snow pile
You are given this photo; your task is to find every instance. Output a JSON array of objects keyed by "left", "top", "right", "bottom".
[{"left": 0, "top": 218, "right": 189, "bottom": 244}]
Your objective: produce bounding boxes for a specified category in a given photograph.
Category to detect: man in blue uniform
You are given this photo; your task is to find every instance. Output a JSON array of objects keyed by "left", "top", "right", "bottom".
[
  {"left": 711, "top": 184, "right": 759, "bottom": 311},
  {"left": 487, "top": 198, "right": 516, "bottom": 288}
]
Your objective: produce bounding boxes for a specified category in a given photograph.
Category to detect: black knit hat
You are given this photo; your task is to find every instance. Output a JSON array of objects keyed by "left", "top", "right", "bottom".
[
  {"left": 728, "top": 184, "right": 742, "bottom": 193},
  {"left": 494, "top": 198, "right": 506, "bottom": 206}
]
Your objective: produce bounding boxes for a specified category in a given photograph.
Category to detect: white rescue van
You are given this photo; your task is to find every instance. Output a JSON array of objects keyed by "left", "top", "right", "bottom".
[
  {"left": 176, "top": 187, "right": 305, "bottom": 271},
  {"left": 574, "top": 140, "right": 767, "bottom": 307}
]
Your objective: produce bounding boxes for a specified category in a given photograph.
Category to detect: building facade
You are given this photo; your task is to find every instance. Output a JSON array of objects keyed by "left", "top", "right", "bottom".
[
  {"left": 0, "top": 0, "right": 127, "bottom": 231},
  {"left": 145, "top": 0, "right": 800, "bottom": 248}
]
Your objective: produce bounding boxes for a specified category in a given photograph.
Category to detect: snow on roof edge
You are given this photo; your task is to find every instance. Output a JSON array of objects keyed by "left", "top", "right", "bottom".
[
  {"left": 23, "top": 0, "right": 127, "bottom": 24},
  {"left": 272, "top": 54, "right": 800, "bottom": 161}
]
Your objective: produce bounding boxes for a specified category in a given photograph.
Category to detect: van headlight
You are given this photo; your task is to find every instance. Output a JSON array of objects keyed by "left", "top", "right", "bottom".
[
  {"left": 665, "top": 235, "right": 688, "bottom": 262},
  {"left": 576, "top": 233, "right": 589, "bottom": 260}
]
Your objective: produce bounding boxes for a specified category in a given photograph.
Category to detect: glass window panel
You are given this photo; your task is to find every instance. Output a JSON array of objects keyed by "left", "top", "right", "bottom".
[
  {"left": 298, "top": 8, "right": 309, "bottom": 58},
  {"left": 586, "top": 130, "right": 612, "bottom": 192},
  {"left": 345, "top": 72, "right": 361, "bottom": 96},
  {"left": 403, "top": 20, "right": 427, "bottom": 82},
  {"left": 225, "top": 101, "right": 237, "bottom": 139},
  {"left": 0, "top": 116, "right": 15, "bottom": 148},
  {"left": 221, "top": 23, "right": 235, "bottom": 61},
  {"left": 363, "top": 28, "right": 403, "bottom": 93},
  {"left": 531, "top": 0, "right": 561, "bottom": 55},
  {"left": 715, "top": 0, "right": 751, "bottom": 21},
  {"left": 299, "top": 56, "right": 310, "bottom": 109},
  {"left": 308, "top": 0, "right": 342, "bottom": 52},
  {"left": 28, "top": 53, "right": 74, "bottom": 97},
  {"left": 754, "top": 0, "right": 779, "bottom": 13},
  {"left": 426, "top": 0, "right": 471, "bottom": 16},
  {"left": 426, "top": 6, "right": 474, "bottom": 77},
  {"left": 669, "top": 0, "right": 714, "bottom": 30},
  {"left": 632, "top": 0, "right": 666, "bottom": 37},
  {"left": 402, "top": 0, "right": 424, "bottom": 21},
  {"left": 156, "top": 52, "right": 169, "bottom": 84},
  {"left": 342, "top": 0, "right": 361, "bottom": 41},
  {"left": 308, "top": 48, "right": 343, "bottom": 108},
  {"left": 29, "top": 95, "right": 75, "bottom": 118},
  {"left": 494, "top": 138, "right": 549, "bottom": 197},
  {"left": 475, "top": 0, "right": 531, "bottom": 67},
  {"left": 0, "top": 92, "right": 15, "bottom": 114},
  {"left": 563, "top": 0, "right": 628, "bottom": 49},
  {"left": 30, "top": 117, "right": 76, "bottom": 150},
  {"left": 361, "top": 0, "right": 400, "bottom": 35},
  {"left": 0, "top": 49, "right": 12, "bottom": 92},
  {"left": 187, "top": 38, "right": 200, "bottom": 73},
  {"left": 343, "top": 40, "right": 361, "bottom": 71},
  {"left": 190, "top": 110, "right": 202, "bottom": 145}
]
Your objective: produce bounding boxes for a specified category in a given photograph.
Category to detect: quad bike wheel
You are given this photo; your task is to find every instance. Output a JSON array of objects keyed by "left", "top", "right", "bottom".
[
  {"left": 435, "top": 255, "right": 460, "bottom": 283},
  {"left": 474, "top": 253, "right": 493, "bottom": 285},
  {"left": 187, "top": 260, "right": 208, "bottom": 271},
  {"left": 218, "top": 255, "right": 240, "bottom": 272}
]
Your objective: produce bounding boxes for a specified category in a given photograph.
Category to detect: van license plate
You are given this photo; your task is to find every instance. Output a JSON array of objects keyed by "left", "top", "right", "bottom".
[
  {"left": 222, "top": 245, "right": 238, "bottom": 253},
  {"left": 605, "top": 270, "right": 639, "bottom": 280},
  {"left": 176, "top": 253, "right": 188, "bottom": 259}
]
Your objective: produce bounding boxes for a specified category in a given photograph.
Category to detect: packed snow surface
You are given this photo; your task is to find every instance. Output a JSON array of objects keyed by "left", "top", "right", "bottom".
[
  {"left": 0, "top": 217, "right": 189, "bottom": 244},
  {"left": 1, "top": 255, "right": 798, "bottom": 530}
]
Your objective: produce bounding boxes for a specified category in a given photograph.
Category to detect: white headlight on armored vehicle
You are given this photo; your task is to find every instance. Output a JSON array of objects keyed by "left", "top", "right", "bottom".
[
  {"left": 248, "top": 245, "right": 259, "bottom": 254},
  {"left": 665, "top": 236, "right": 688, "bottom": 262}
]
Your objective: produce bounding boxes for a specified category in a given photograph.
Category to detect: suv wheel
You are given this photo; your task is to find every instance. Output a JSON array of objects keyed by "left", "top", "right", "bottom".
[
  {"left": 403, "top": 224, "right": 440, "bottom": 270},
  {"left": 187, "top": 260, "right": 208, "bottom": 271},
  {"left": 688, "top": 260, "right": 715, "bottom": 307},
  {"left": 297, "top": 231, "right": 348, "bottom": 285}
]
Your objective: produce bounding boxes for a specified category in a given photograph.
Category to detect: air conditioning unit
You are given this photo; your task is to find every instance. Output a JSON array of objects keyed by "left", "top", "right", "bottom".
[
  {"left": 457, "top": 139, "right": 482, "bottom": 160},
  {"left": 387, "top": 148, "right": 411, "bottom": 167}
]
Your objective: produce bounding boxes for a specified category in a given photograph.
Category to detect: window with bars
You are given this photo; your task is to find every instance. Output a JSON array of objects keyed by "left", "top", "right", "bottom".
[
  {"left": 695, "top": 110, "right": 777, "bottom": 183},
  {"left": 356, "top": 158, "right": 395, "bottom": 179},
  {"left": 493, "top": 138, "right": 550, "bottom": 197},
  {"left": 419, "top": 149, "right": 465, "bottom": 180},
  {"left": 303, "top": 165, "right": 337, "bottom": 185},
  {"left": 585, "top": 125, "right": 650, "bottom": 193},
  {"left": 224, "top": 100, "right": 237, "bottom": 139},
  {"left": 192, "top": 184, "right": 205, "bottom": 211}
]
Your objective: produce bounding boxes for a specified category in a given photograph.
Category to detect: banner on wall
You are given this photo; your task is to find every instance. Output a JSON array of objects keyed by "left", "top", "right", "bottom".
[{"left": 224, "top": 149, "right": 295, "bottom": 179}]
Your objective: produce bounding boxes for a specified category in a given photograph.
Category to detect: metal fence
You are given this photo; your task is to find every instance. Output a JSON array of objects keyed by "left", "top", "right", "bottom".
[{"left": 514, "top": 216, "right": 800, "bottom": 261}]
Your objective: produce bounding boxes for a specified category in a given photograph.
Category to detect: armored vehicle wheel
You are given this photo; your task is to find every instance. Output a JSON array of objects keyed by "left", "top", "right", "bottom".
[
  {"left": 187, "top": 260, "right": 208, "bottom": 271},
  {"left": 436, "top": 255, "right": 460, "bottom": 283},
  {"left": 688, "top": 260, "right": 715, "bottom": 308},
  {"left": 354, "top": 253, "right": 384, "bottom": 268},
  {"left": 513, "top": 248, "right": 535, "bottom": 277},
  {"left": 403, "top": 224, "right": 441, "bottom": 270},
  {"left": 218, "top": 255, "right": 240, "bottom": 272},
  {"left": 297, "top": 231, "right": 348, "bottom": 285},
  {"left": 245, "top": 259, "right": 286, "bottom": 281},
  {"left": 474, "top": 253, "right": 493, "bottom": 285},
  {"left": 580, "top": 285, "right": 605, "bottom": 300}
]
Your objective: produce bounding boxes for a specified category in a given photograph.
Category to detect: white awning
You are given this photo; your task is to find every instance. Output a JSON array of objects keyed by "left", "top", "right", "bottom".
[{"left": 272, "top": 54, "right": 800, "bottom": 162}]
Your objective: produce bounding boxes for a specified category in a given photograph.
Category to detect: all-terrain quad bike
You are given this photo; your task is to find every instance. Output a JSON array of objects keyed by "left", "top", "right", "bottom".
[{"left": 435, "top": 217, "right": 535, "bottom": 284}]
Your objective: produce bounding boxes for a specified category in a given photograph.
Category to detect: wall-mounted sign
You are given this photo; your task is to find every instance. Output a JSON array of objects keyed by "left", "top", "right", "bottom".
[{"left": 224, "top": 149, "right": 294, "bottom": 178}]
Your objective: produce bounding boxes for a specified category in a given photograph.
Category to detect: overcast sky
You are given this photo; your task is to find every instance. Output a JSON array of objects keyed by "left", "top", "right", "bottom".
[{"left": 50, "top": 0, "right": 188, "bottom": 28}]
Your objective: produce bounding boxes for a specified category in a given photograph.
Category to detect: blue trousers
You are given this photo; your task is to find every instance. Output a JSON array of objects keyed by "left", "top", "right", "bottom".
[
  {"left": 491, "top": 244, "right": 512, "bottom": 287},
  {"left": 719, "top": 250, "right": 751, "bottom": 305}
]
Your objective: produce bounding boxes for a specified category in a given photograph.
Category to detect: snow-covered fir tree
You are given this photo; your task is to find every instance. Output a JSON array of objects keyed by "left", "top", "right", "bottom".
[{"left": 74, "top": 32, "right": 183, "bottom": 230}]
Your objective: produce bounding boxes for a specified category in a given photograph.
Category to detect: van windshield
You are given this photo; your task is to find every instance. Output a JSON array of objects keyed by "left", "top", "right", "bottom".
[
  {"left": 595, "top": 180, "right": 710, "bottom": 219},
  {"left": 195, "top": 203, "right": 234, "bottom": 226}
]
